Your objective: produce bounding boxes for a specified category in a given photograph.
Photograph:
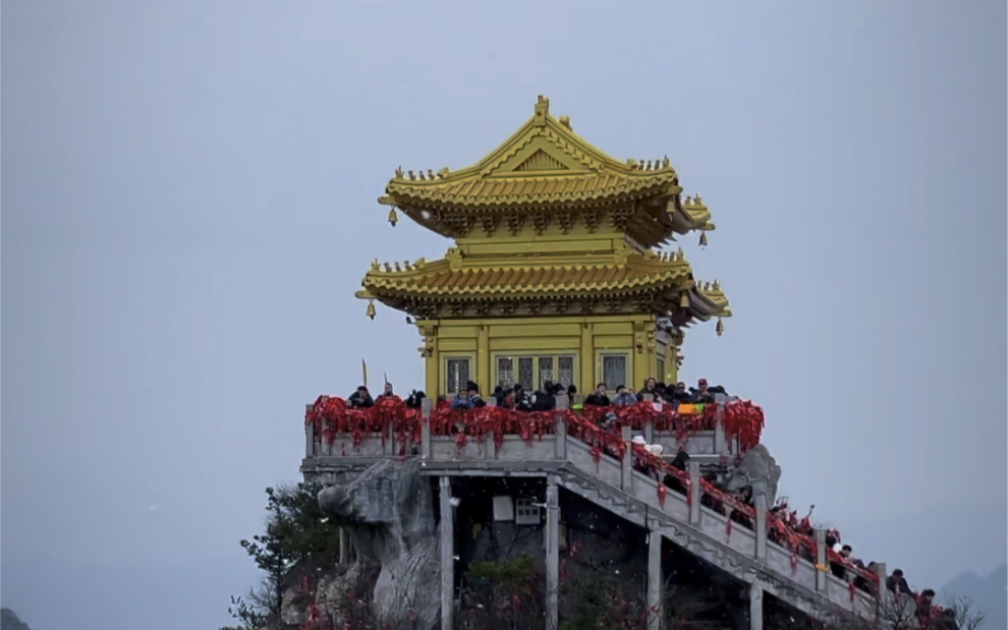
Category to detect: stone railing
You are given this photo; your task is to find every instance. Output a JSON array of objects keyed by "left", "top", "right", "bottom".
[
  {"left": 303, "top": 393, "right": 737, "bottom": 463},
  {"left": 301, "top": 395, "right": 888, "bottom": 625}
]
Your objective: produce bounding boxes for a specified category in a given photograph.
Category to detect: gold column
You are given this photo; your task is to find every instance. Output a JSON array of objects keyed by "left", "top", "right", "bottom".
[
  {"left": 477, "top": 323, "right": 490, "bottom": 392},
  {"left": 580, "top": 322, "right": 593, "bottom": 392},
  {"left": 669, "top": 330, "right": 684, "bottom": 384},
  {"left": 632, "top": 319, "right": 649, "bottom": 390},
  {"left": 422, "top": 325, "right": 439, "bottom": 396}
]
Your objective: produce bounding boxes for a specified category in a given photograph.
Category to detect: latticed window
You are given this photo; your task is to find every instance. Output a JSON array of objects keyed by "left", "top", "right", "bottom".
[
  {"left": 538, "top": 357, "right": 553, "bottom": 390},
  {"left": 497, "top": 357, "right": 515, "bottom": 389},
  {"left": 445, "top": 357, "right": 470, "bottom": 395},
  {"left": 518, "top": 357, "right": 534, "bottom": 391},
  {"left": 557, "top": 356, "right": 574, "bottom": 389},
  {"left": 494, "top": 354, "right": 577, "bottom": 392},
  {"left": 601, "top": 354, "right": 627, "bottom": 391}
]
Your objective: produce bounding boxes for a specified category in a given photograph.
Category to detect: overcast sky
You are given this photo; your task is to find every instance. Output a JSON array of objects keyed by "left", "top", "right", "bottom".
[{"left": 2, "top": 2, "right": 1005, "bottom": 629}]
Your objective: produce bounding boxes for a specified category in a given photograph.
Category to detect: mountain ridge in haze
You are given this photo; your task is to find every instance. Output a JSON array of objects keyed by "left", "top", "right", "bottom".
[{"left": 940, "top": 564, "right": 1007, "bottom": 630}]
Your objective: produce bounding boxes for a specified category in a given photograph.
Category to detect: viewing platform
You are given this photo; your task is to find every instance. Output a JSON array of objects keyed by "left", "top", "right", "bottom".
[
  {"left": 303, "top": 393, "right": 740, "bottom": 473},
  {"left": 301, "top": 394, "right": 897, "bottom": 629}
]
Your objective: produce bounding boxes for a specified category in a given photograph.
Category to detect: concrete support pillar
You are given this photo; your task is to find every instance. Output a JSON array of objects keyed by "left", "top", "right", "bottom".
[
  {"left": 439, "top": 476, "right": 454, "bottom": 630},
  {"left": 338, "top": 527, "right": 349, "bottom": 563},
  {"left": 749, "top": 583, "right": 763, "bottom": 630},
  {"left": 647, "top": 532, "right": 663, "bottom": 630},
  {"left": 754, "top": 494, "right": 767, "bottom": 561},
  {"left": 545, "top": 474, "right": 560, "bottom": 630}
]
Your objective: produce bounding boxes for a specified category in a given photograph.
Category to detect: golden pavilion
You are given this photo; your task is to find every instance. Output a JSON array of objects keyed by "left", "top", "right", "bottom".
[{"left": 357, "top": 96, "right": 731, "bottom": 398}]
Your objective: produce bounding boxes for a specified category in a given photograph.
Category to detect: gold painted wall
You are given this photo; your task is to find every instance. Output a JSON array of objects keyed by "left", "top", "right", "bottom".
[{"left": 418, "top": 315, "right": 680, "bottom": 396}]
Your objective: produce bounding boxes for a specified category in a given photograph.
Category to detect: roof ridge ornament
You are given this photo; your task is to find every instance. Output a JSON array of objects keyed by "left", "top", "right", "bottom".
[{"left": 534, "top": 95, "right": 550, "bottom": 125}]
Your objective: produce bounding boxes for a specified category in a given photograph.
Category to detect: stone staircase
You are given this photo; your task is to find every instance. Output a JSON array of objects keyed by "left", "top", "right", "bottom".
[{"left": 301, "top": 400, "right": 890, "bottom": 630}]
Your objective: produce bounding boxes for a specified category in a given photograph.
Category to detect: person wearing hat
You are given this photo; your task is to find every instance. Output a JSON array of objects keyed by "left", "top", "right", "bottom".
[{"left": 690, "top": 378, "right": 715, "bottom": 403}]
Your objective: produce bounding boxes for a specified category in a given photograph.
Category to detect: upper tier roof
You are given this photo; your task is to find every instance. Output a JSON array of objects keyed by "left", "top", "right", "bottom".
[{"left": 378, "top": 96, "right": 715, "bottom": 244}]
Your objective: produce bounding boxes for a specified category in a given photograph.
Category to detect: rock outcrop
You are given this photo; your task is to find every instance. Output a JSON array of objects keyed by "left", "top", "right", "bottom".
[
  {"left": 317, "top": 460, "right": 441, "bottom": 629},
  {"left": 0, "top": 608, "right": 32, "bottom": 630},
  {"left": 723, "top": 444, "right": 782, "bottom": 504}
]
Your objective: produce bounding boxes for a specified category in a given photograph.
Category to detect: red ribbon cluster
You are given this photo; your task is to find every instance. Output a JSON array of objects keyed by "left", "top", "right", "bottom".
[
  {"left": 305, "top": 397, "right": 766, "bottom": 454},
  {"left": 721, "top": 400, "right": 765, "bottom": 451}
]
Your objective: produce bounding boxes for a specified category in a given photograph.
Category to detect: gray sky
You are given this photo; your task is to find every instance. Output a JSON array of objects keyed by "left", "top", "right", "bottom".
[{"left": 2, "top": 2, "right": 1005, "bottom": 629}]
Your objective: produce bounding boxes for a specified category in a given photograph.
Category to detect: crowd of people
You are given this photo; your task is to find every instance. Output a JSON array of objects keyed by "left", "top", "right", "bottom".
[
  {"left": 334, "top": 378, "right": 951, "bottom": 628},
  {"left": 344, "top": 376, "right": 732, "bottom": 414}
]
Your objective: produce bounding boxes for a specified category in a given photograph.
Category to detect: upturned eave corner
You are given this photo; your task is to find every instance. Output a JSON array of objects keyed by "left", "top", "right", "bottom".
[
  {"left": 668, "top": 193, "right": 717, "bottom": 235},
  {"left": 689, "top": 281, "right": 733, "bottom": 322}
]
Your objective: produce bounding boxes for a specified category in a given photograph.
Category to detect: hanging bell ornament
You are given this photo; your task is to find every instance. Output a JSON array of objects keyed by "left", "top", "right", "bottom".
[
  {"left": 716, "top": 318, "right": 724, "bottom": 337},
  {"left": 388, "top": 207, "right": 399, "bottom": 227},
  {"left": 699, "top": 231, "right": 708, "bottom": 247},
  {"left": 680, "top": 292, "right": 690, "bottom": 309},
  {"left": 366, "top": 300, "right": 377, "bottom": 320}
]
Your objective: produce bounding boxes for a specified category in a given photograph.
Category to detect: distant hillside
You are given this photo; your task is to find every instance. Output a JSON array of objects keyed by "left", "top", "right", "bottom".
[
  {"left": 940, "top": 564, "right": 1006, "bottom": 630},
  {"left": 1, "top": 608, "right": 32, "bottom": 630}
]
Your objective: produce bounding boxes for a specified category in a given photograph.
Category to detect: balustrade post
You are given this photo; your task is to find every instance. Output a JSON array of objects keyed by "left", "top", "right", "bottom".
[
  {"left": 874, "top": 561, "right": 888, "bottom": 622},
  {"left": 305, "top": 404, "right": 315, "bottom": 458},
  {"left": 814, "top": 529, "right": 827, "bottom": 591},
  {"left": 386, "top": 418, "right": 394, "bottom": 456},
  {"left": 621, "top": 425, "right": 633, "bottom": 490},
  {"left": 688, "top": 460, "right": 701, "bottom": 525},
  {"left": 754, "top": 494, "right": 767, "bottom": 561},
  {"left": 555, "top": 396, "right": 568, "bottom": 459},
  {"left": 485, "top": 398, "right": 497, "bottom": 460},
  {"left": 421, "top": 398, "right": 432, "bottom": 461},
  {"left": 642, "top": 393, "right": 655, "bottom": 444},
  {"left": 714, "top": 394, "right": 726, "bottom": 455}
]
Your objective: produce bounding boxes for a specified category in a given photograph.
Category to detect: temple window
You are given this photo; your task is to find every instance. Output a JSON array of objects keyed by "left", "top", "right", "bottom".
[
  {"left": 445, "top": 357, "right": 471, "bottom": 395},
  {"left": 494, "top": 354, "right": 578, "bottom": 391},
  {"left": 600, "top": 353, "right": 629, "bottom": 391}
]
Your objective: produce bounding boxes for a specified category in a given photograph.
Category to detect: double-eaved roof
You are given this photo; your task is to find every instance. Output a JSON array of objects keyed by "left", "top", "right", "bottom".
[{"left": 359, "top": 96, "right": 731, "bottom": 326}]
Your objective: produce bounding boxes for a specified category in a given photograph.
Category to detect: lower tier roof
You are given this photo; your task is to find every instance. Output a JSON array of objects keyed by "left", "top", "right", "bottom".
[{"left": 356, "top": 252, "right": 731, "bottom": 323}]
